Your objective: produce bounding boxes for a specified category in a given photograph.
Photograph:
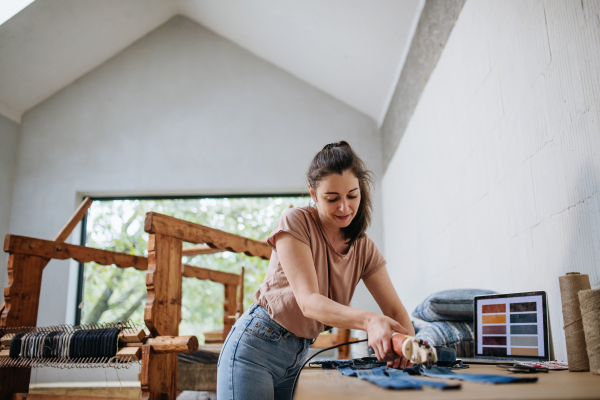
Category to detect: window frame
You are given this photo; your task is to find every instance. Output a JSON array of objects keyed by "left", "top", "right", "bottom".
[{"left": 74, "top": 193, "right": 305, "bottom": 325}]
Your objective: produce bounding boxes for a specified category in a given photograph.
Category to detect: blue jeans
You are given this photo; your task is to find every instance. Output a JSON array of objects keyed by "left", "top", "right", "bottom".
[{"left": 217, "top": 304, "right": 312, "bottom": 400}]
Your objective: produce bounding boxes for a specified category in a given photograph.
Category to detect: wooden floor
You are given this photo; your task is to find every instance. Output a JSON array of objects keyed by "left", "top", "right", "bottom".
[{"left": 294, "top": 365, "right": 600, "bottom": 400}]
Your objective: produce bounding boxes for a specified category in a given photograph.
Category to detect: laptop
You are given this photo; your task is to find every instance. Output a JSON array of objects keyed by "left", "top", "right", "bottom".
[{"left": 462, "top": 291, "right": 550, "bottom": 364}]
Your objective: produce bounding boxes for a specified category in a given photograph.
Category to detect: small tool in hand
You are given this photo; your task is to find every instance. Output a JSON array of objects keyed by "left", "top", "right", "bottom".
[{"left": 391, "top": 333, "right": 438, "bottom": 368}]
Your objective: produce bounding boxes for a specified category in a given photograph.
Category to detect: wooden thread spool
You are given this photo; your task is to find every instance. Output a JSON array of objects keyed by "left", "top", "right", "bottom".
[
  {"left": 579, "top": 288, "right": 600, "bottom": 375},
  {"left": 559, "top": 272, "right": 591, "bottom": 372}
]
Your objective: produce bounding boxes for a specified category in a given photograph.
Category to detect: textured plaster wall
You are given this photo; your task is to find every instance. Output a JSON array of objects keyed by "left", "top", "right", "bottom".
[
  {"left": 10, "top": 16, "right": 381, "bottom": 381},
  {"left": 382, "top": 0, "right": 600, "bottom": 363},
  {"left": 0, "top": 114, "right": 19, "bottom": 291}
]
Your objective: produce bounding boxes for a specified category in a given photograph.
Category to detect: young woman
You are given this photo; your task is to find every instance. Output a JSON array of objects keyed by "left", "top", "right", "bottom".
[{"left": 217, "top": 141, "right": 414, "bottom": 400}]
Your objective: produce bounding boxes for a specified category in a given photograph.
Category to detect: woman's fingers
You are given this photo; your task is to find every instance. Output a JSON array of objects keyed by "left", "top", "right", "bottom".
[
  {"left": 399, "top": 357, "right": 409, "bottom": 369},
  {"left": 386, "top": 357, "right": 410, "bottom": 369},
  {"left": 381, "top": 337, "right": 396, "bottom": 361},
  {"left": 371, "top": 341, "right": 383, "bottom": 361}
]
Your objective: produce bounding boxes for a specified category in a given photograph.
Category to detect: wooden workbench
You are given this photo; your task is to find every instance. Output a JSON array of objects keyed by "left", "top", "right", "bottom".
[{"left": 295, "top": 365, "right": 600, "bottom": 400}]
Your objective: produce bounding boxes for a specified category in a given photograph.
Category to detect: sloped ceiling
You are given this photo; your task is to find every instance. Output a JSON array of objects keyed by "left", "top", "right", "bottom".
[{"left": 0, "top": 0, "right": 423, "bottom": 124}]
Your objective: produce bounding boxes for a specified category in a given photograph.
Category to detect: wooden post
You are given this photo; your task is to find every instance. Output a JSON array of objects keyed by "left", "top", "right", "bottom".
[
  {"left": 140, "top": 344, "right": 176, "bottom": 400},
  {"left": 236, "top": 266, "right": 245, "bottom": 319},
  {"left": 223, "top": 284, "right": 237, "bottom": 340},
  {"left": 144, "top": 233, "right": 182, "bottom": 336},
  {"left": 0, "top": 254, "right": 46, "bottom": 400},
  {"left": 0, "top": 198, "right": 91, "bottom": 400},
  {"left": 143, "top": 212, "right": 273, "bottom": 396},
  {"left": 337, "top": 329, "right": 352, "bottom": 359},
  {"left": 143, "top": 233, "right": 182, "bottom": 400}
]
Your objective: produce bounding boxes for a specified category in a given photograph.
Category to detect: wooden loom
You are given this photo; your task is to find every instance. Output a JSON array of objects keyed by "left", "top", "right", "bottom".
[{"left": 0, "top": 200, "right": 271, "bottom": 400}]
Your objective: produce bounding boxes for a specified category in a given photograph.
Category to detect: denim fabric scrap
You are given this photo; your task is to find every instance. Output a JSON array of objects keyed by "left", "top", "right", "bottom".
[
  {"left": 338, "top": 366, "right": 461, "bottom": 390},
  {"left": 404, "top": 365, "right": 538, "bottom": 384},
  {"left": 313, "top": 357, "right": 386, "bottom": 370}
]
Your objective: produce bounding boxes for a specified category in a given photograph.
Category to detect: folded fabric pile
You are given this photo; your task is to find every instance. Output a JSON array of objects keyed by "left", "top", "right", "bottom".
[{"left": 412, "top": 289, "right": 497, "bottom": 358}]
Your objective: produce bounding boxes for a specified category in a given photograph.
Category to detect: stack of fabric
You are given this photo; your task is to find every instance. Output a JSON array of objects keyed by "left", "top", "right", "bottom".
[{"left": 412, "top": 289, "right": 497, "bottom": 358}]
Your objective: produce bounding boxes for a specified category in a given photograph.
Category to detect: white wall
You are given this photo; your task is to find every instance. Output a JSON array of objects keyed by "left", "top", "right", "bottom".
[
  {"left": 0, "top": 114, "right": 19, "bottom": 291},
  {"left": 382, "top": 0, "right": 600, "bottom": 363},
  {"left": 10, "top": 16, "right": 382, "bottom": 381}
]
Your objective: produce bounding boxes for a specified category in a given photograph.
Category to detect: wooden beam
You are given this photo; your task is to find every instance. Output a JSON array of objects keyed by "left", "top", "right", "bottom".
[
  {"left": 13, "top": 395, "right": 138, "bottom": 400},
  {"left": 4, "top": 236, "right": 240, "bottom": 285},
  {"left": 145, "top": 212, "right": 271, "bottom": 260},
  {"left": 182, "top": 264, "right": 239, "bottom": 285},
  {"left": 181, "top": 245, "right": 224, "bottom": 256},
  {"left": 149, "top": 335, "right": 199, "bottom": 354},
  {"left": 4, "top": 235, "right": 148, "bottom": 271},
  {"left": 53, "top": 197, "right": 93, "bottom": 242}
]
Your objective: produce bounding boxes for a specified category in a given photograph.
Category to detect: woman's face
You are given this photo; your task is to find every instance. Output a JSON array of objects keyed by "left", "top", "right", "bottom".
[{"left": 309, "top": 170, "right": 361, "bottom": 231}]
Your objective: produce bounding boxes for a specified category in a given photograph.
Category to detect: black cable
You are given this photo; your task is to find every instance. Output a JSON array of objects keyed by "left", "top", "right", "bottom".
[{"left": 291, "top": 338, "right": 368, "bottom": 398}]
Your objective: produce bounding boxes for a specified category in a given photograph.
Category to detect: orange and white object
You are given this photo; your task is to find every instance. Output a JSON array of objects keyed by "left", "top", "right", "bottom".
[{"left": 391, "top": 333, "right": 438, "bottom": 366}]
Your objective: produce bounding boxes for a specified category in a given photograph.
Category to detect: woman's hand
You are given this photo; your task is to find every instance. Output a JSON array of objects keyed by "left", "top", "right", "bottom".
[
  {"left": 366, "top": 314, "right": 409, "bottom": 362},
  {"left": 387, "top": 357, "right": 414, "bottom": 369}
]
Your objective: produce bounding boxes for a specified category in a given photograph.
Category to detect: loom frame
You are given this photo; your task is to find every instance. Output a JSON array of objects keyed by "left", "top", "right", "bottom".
[{"left": 0, "top": 206, "right": 271, "bottom": 400}]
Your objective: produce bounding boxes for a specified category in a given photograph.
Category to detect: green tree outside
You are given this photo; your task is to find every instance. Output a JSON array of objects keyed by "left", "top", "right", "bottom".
[{"left": 81, "top": 196, "right": 307, "bottom": 341}]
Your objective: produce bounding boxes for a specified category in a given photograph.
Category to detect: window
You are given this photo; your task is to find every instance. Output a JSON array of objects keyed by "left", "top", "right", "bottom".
[{"left": 76, "top": 195, "right": 307, "bottom": 339}]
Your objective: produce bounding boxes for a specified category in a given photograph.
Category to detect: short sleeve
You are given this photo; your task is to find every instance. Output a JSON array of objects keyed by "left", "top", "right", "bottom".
[
  {"left": 267, "top": 208, "right": 311, "bottom": 252},
  {"left": 361, "top": 238, "right": 386, "bottom": 280}
]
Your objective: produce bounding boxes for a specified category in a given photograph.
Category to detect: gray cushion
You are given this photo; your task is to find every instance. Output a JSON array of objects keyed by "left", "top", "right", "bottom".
[{"left": 412, "top": 288, "right": 497, "bottom": 322}]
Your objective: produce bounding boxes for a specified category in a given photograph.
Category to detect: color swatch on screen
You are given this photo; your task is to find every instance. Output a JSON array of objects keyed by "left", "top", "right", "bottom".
[{"left": 477, "top": 294, "right": 545, "bottom": 358}]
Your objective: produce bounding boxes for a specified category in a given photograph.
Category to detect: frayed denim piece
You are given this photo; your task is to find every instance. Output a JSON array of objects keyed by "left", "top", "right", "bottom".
[
  {"left": 338, "top": 366, "right": 461, "bottom": 390},
  {"left": 404, "top": 365, "right": 538, "bottom": 384}
]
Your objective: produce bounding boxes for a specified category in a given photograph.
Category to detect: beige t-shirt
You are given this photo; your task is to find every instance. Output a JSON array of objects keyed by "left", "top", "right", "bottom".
[{"left": 253, "top": 206, "right": 386, "bottom": 339}]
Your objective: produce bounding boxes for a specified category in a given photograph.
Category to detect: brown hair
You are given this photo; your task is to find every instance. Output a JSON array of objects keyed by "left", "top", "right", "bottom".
[{"left": 307, "top": 141, "right": 374, "bottom": 244}]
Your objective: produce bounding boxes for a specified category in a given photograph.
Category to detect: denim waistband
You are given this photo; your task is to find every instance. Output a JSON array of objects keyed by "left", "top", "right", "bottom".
[{"left": 247, "top": 303, "right": 306, "bottom": 340}]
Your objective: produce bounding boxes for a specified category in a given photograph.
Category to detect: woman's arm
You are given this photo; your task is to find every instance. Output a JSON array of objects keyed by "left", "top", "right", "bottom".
[
  {"left": 275, "top": 232, "right": 409, "bottom": 362},
  {"left": 363, "top": 266, "right": 415, "bottom": 368},
  {"left": 363, "top": 267, "right": 415, "bottom": 336}
]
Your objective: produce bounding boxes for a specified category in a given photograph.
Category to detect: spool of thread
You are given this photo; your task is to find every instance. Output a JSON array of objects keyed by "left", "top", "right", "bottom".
[
  {"left": 559, "top": 272, "right": 591, "bottom": 372},
  {"left": 579, "top": 288, "right": 600, "bottom": 375}
]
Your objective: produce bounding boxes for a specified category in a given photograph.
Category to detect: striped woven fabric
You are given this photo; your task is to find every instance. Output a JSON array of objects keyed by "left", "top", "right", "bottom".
[{"left": 415, "top": 321, "right": 474, "bottom": 358}]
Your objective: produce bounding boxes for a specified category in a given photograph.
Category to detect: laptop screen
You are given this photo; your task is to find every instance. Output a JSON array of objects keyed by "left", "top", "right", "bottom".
[{"left": 473, "top": 291, "right": 549, "bottom": 361}]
